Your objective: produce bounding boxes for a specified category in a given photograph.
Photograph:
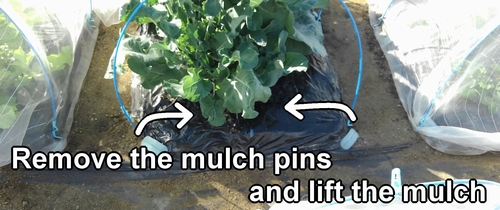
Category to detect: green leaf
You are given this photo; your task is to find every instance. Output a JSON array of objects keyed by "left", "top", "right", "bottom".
[
  {"left": 237, "top": 41, "right": 260, "bottom": 70},
  {"left": 292, "top": 10, "right": 328, "bottom": 56},
  {"left": 254, "top": 58, "right": 285, "bottom": 87},
  {"left": 163, "top": 80, "right": 185, "bottom": 98},
  {"left": 106, "top": 35, "right": 152, "bottom": 78},
  {"left": 258, "top": 0, "right": 295, "bottom": 34},
  {"left": 159, "top": 18, "right": 182, "bottom": 39},
  {"left": 240, "top": 49, "right": 259, "bottom": 70},
  {"left": 219, "top": 51, "right": 232, "bottom": 68},
  {"left": 204, "top": 0, "right": 222, "bottom": 16},
  {"left": 182, "top": 68, "right": 213, "bottom": 102},
  {"left": 225, "top": 5, "right": 253, "bottom": 34},
  {"left": 246, "top": 14, "right": 263, "bottom": 31},
  {"left": 248, "top": 30, "right": 268, "bottom": 46},
  {"left": 210, "top": 32, "right": 233, "bottom": 51},
  {"left": 217, "top": 67, "right": 272, "bottom": 119},
  {"left": 127, "top": 54, "right": 166, "bottom": 89},
  {"left": 283, "top": 10, "right": 296, "bottom": 34},
  {"left": 272, "top": 30, "right": 288, "bottom": 54},
  {"left": 211, "top": 66, "right": 230, "bottom": 82},
  {"left": 0, "top": 104, "right": 17, "bottom": 129},
  {"left": 0, "top": 95, "right": 17, "bottom": 107},
  {"left": 2, "top": 24, "right": 23, "bottom": 49},
  {"left": 124, "top": 40, "right": 187, "bottom": 89},
  {"left": 199, "top": 95, "right": 226, "bottom": 126},
  {"left": 488, "top": 104, "right": 499, "bottom": 113},
  {"left": 147, "top": 0, "right": 159, "bottom": 5},
  {"left": 284, "top": 52, "right": 308, "bottom": 73},
  {"left": 250, "top": 0, "right": 264, "bottom": 8},
  {"left": 230, "top": 51, "right": 241, "bottom": 63},
  {"left": 122, "top": 33, "right": 151, "bottom": 53},
  {"left": 312, "top": 0, "right": 329, "bottom": 9},
  {"left": 229, "top": 15, "right": 247, "bottom": 33},
  {"left": 285, "top": 38, "right": 313, "bottom": 55},
  {"left": 10, "top": 48, "right": 34, "bottom": 70},
  {"left": 121, "top": 0, "right": 167, "bottom": 23},
  {"left": 150, "top": 43, "right": 183, "bottom": 68},
  {"left": 0, "top": 93, "right": 18, "bottom": 129},
  {"left": 185, "top": 24, "right": 201, "bottom": 45},
  {"left": 280, "top": 0, "right": 319, "bottom": 12},
  {"left": 47, "top": 46, "right": 73, "bottom": 71},
  {"left": 232, "top": 3, "right": 255, "bottom": 17}
]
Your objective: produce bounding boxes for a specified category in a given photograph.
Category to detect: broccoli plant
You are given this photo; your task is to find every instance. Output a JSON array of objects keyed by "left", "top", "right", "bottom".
[
  {"left": 114, "top": 0, "right": 328, "bottom": 126},
  {"left": 459, "top": 63, "right": 500, "bottom": 113}
]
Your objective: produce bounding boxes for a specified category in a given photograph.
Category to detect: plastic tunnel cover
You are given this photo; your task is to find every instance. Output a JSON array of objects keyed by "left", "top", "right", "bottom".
[
  {"left": 0, "top": 0, "right": 98, "bottom": 167},
  {"left": 367, "top": 0, "right": 500, "bottom": 155}
]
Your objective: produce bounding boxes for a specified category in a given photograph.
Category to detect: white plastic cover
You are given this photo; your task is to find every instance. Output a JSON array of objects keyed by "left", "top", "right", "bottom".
[
  {"left": 0, "top": 0, "right": 98, "bottom": 167},
  {"left": 91, "top": 0, "right": 130, "bottom": 27},
  {"left": 367, "top": 0, "right": 500, "bottom": 155}
]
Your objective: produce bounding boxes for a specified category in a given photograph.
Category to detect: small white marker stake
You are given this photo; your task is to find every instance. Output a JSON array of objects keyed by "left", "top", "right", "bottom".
[
  {"left": 284, "top": 93, "right": 357, "bottom": 122},
  {"left": 134, "top": 102, "right": 194, "bottom": 137}
]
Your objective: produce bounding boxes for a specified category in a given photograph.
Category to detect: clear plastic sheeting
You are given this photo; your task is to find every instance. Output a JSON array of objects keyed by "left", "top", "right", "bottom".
[
  {"left": 91, "top": 0, "right": 130, "bottom": 27},
  {"left": 367, "top": 0, "right": 500, "bottom": 155},
  {"left": 0, "top": 0, "right": 98, "bottom": 167}
]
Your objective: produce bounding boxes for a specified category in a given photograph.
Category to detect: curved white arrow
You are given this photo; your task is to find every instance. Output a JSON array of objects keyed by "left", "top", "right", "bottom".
[
  {"left": 134, "top": 102, "right": 194, "bottom": 137},
  {"left": 284, "top": 93, "right": 357, "bottom": 122}
]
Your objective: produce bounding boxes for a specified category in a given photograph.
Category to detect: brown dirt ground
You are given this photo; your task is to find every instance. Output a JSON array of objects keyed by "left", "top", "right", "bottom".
[{"left": 1, "top": 0, "right": 500, "bottom": 209}]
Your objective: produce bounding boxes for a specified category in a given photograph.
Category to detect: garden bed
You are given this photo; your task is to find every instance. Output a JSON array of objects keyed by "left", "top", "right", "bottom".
[
  {"left": 135, "top": 51, "right": 350, "bottom": 160},
  {"left": 109, "top": 0, "right": 354, "bottom": 163}
]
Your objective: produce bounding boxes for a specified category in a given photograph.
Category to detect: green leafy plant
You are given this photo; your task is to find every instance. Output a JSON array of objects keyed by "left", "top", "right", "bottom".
[
  {"left": 115, "top": 0, "right": 328, "bottom": 126},
  {"left": 0, "top": 6, "right": 73, "bottom": 129},
  {"left": 459, "top": 63, "right": 500, "bottom": 113}
]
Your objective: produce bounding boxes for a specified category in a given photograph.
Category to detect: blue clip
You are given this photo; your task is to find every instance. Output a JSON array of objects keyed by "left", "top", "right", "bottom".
[
  {"left": 373, "top": 0, "right": 395, "bottom": 27},
  {"left": 316, "top": 9, "right": 323, "bottom": 22},
  {"left": 51, "top": 121, "right": 62, "bottom": 139},
  {"left": 88, "top": 0, "right": 96, "bottom": 29}
]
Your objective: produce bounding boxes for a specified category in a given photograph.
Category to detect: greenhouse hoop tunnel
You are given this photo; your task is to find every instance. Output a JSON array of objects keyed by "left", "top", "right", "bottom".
[{"left": 0, "top": 4, "right": 62, "bottom": 140}]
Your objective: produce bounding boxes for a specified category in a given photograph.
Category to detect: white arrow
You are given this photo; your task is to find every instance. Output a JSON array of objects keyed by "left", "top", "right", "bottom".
[
  {"left": 134, "top": 102, "right": 194, "bottom": 137},
  {"left": 284, "top": 93, "right": 357, "bottom": 122}
]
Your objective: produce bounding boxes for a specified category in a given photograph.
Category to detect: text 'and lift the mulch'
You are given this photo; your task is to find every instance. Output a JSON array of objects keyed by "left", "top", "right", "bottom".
[{"left": 10, "top": 146, "right": 488, "bottom": 204}]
